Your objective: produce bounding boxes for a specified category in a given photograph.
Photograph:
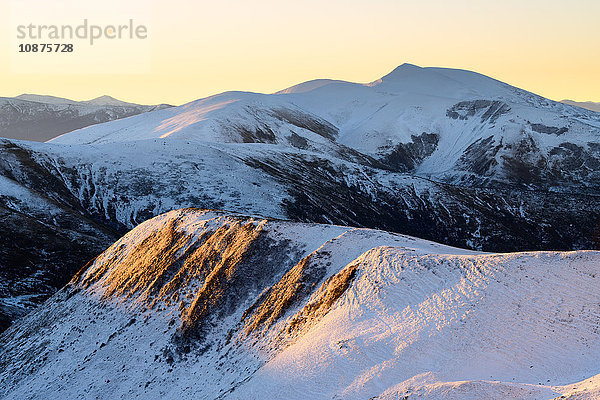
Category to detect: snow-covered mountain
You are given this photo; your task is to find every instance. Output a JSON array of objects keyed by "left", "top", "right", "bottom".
[
  {"left": 1, "top": 64, "right": 600, "bottom": 331},
  {"left": 51, "top": 64, "right": 600, "bottom": 192},
  {"left": 0, "top": 95, "right": 172, "bottom": 142},
  {"left": 2, "top": 209, "right": 600, "bottom": 399}
]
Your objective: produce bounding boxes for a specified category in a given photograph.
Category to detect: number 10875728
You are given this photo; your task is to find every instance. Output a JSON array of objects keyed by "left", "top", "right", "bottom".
[{"left": 19, "top": 44, "right": 74, "bottom": 53}]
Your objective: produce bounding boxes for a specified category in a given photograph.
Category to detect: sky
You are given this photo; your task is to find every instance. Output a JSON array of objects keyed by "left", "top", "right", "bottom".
[{"left": 0, "top": 0, "right": 598, "bottom": 106}]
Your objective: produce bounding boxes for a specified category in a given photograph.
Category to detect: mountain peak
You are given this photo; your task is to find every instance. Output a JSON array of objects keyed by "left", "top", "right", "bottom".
[
  {"left": 366, "top": 63, "right": 429, "bottom": 87},
  {"left": 366, "top": 63, "right": 477, "bottom": 97},
  {"left": 390, "top": 62, "right": 423, "bottom": 72},
  {"left": 84, "top": 95, "right": 134, "bottom": 107},
  {"left": 377, "top": 63, "right": 423, "bottom": 80},
  {"left": 92, "top": 95, "right": 117, "bottom": 101}
]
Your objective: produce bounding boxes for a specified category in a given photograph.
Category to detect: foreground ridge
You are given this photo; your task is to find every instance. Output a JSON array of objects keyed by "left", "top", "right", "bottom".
[{"left": 1, "top": 209, "right": 600, "bottom": 399}]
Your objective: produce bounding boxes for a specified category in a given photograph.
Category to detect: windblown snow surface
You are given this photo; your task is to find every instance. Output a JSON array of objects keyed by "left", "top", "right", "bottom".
[{"left": 1, "top": 209, "right": 600, "bottom": 400}]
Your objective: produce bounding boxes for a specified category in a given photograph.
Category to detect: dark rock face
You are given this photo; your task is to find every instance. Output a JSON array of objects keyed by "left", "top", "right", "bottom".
[
  {"left": 379, "top": 133, "right": 439, "bottom": 172},
  {"left": 0, "top": 141, "right": 82, "bottom": 210},
  {"left": 0, "top": 206, "right": 113, "bottom": 332},
  {"left": 227, "top": 106, "right": 339, "bottom": 145},
  {"left": 450, "top": 132, "right": 600, "bottom": 192},
  {"left": 0, "top": 140, "right": 118, "bottom": 331},
  {"left": 456, "top": 136, "right": 502, "bottom": 177},
  {"left": 530, "top": 123, "right": 569, "bottom": 135},
  {"left": 272, "top": 108, "right": 339, "bottom": 141},
  {"left": 500, "top": 135, "right": 546, "bottom": 184},
  {"left": 235, "top": 124, "right": 277, "bottom": 144},
  {"left": 546, "top": 143, "right": 600, "bottom": 183},
  {"left": 287, "top": 132, "right": 309, "bottom": 149},
  {"left": 447, "top": 100, "right": 511, "bottom": 123}
]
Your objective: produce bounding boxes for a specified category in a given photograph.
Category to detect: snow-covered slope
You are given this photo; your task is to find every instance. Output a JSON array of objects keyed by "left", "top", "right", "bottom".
[
  {"left": 0, "top": 95, "right": 172, "bottom": 142},
  {"left": 1, "top": 209, "right": 599, "bottom": 399}
]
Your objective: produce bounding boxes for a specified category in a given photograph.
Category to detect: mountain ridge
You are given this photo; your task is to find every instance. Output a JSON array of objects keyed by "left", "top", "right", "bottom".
[
  {"left": 2, "top": 209, "right": 600, "bottom": 399},
  {"left": 0, "top": 95, "right": 172, "bottom": 142},
  {"left": 15, "top": 93, "right": 166, "bottom": 108},
  {"left": 561, "top": 99, "right": 600, "bottom": 113}
]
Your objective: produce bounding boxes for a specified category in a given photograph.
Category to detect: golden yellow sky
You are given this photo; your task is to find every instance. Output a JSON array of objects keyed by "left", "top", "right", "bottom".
[{"left": 1, "top": 0, "right": 598, "bottom": 106}]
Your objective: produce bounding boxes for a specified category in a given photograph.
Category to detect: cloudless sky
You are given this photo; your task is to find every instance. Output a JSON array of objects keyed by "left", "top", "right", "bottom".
[{"left": 0, "top": 0, "right": 598, "bottom": 105}]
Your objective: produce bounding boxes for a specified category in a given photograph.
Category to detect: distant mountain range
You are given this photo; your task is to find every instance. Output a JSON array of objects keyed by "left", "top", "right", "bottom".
[
  {"left": 561, "top": 99, "right": 600, "bottom": 113},
  {"left": 0, "top": 95, "right": 172, "bottom": 142}
]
